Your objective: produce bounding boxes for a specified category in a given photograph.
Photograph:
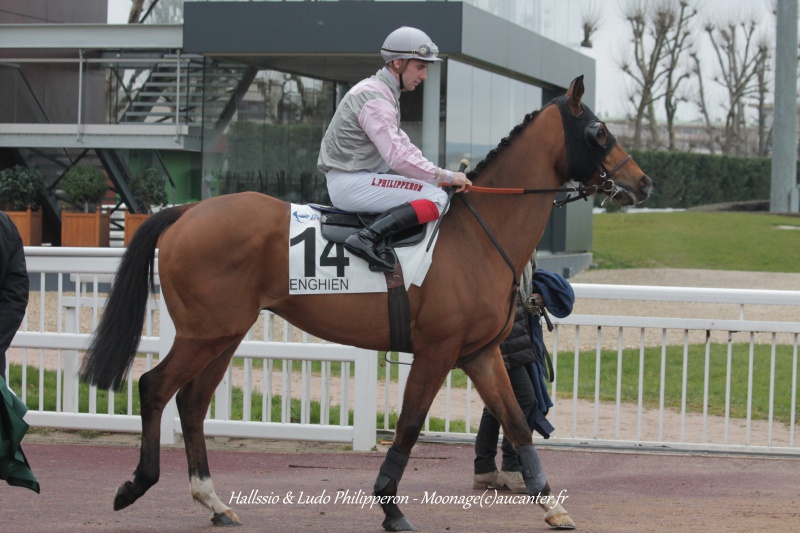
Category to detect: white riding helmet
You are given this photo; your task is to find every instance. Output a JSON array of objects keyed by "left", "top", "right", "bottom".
[{"left": 381, "top": 27, "right": 441, "bottom": 63}]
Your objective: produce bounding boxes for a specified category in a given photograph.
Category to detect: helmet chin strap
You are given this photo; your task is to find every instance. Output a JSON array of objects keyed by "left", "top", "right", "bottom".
[{"left": 390, "top": 59, "right": 409, "bottom": 91}]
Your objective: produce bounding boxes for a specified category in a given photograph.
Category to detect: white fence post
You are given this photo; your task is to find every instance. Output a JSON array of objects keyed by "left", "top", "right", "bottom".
[
  {"left": 214, "top": 366, "right": 231, "bottom": 421},
  {"left": 62, "top": 297, "right": 80, "bottom": 413},
  {"left": 353, "top": 348, "right": 378, "bottom": 451},
  {"left": 158, "top": 294, "right": 178, "bottom": 445}
]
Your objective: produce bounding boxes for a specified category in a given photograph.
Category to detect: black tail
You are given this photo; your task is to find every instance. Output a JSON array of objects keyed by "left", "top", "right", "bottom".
[{"left": 79, "top": 204, "right": 193, "bottom": 390}]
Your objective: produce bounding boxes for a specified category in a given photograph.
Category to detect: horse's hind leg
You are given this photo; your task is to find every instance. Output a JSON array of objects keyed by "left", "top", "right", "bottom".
[
  {"left": 374, "top": 349, "right": 455, "bottom": 532},
  {"left": 176, "top": 337, "right": 245, "bottom": 526},
  {"left": 462, "top": 348, "right": 575, "bottom": 530},
  {"left": 113, "top": 335, "right": 241, "bottom": 513}
]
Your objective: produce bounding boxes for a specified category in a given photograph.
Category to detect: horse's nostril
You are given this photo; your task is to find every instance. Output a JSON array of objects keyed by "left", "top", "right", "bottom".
[{"left": 640, "top": 175, "right": 652, "bottom": 190}]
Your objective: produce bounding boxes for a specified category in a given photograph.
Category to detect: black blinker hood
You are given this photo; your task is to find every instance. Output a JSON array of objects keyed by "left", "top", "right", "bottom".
[{"left": 552, "top": 95, "right": 616, "bottom": 183}]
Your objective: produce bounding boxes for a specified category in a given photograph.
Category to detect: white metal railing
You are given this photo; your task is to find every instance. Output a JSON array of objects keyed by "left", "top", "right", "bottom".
[
  {"left": 384, "top": 283, "right": 800, "bottom": 456},
  {"left": 10, "top": 247, "right": 800, "bottom": 455},
  {"left": 548, "top": 292, "right": 800, "bottom": 454},
  {"left": 12, "top": 247, "right": 377, "bottom": 451}
]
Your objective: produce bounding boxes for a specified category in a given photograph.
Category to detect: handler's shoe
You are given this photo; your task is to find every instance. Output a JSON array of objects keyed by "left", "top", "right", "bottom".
[
  {"left": 496, "top": 470, "right": 527, "bottom": 494},
  {"left": 472, "top": 471, "right": 499, "bottom": 490}
]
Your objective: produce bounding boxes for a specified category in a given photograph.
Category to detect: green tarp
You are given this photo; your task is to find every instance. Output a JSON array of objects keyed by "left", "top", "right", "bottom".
[{"left": 0, "top": 376, "right": 40, "bottom": 493}]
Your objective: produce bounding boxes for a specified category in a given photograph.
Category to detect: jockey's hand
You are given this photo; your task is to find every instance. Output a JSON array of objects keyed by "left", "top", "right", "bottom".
[{"left": 446, "top": 172, "right": 472, "bottom": 193}]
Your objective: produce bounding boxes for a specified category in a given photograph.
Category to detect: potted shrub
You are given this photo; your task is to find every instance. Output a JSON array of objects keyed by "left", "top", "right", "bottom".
[
  {"left": 124, "top": 167, "right": 169, "bottom": 246},
  {"left": 60, "top": 164, "right": 110, "bottom": 247},
  {"left": 0, "top": 165, "right": 44, "bottom": 246}
]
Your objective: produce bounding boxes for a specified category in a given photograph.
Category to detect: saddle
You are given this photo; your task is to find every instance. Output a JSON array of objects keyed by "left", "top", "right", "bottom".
[
  {"left": 307, "top": 204, "right": 423, "bottom": 354},
  {"left": 309, "top": 204, "right": 427, "bottom": 247}
]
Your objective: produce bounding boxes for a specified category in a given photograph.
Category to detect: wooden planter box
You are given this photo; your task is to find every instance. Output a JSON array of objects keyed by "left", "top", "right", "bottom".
[
  {"left": 61, "top": 209, "right": 110, "bottom": 247},
  {"left": 6, "top": 208, "right": 42, "bottom": 246},
  {"left": 124, "top": 212, "right": 150, "bottom": 246}
]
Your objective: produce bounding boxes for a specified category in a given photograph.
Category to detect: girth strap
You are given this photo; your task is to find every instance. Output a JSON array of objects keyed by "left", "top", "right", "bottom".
[{"left": 385, "top": 265, "right": 412, "bottom": 353}]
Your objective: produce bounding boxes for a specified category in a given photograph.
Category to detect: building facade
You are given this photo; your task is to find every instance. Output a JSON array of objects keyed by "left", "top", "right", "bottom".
[{"left": 1, "top": 0, "right": 596, "bottom": 274}]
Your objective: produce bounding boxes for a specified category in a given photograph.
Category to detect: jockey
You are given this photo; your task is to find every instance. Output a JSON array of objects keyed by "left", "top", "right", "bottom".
[{"left": 318, "top": 26, "right": 471, "bottom": 272}]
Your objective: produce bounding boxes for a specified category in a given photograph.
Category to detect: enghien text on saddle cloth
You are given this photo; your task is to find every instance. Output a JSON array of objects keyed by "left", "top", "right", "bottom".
[{"left": 287, "top": 204, "right": 437, "bottom": 295}]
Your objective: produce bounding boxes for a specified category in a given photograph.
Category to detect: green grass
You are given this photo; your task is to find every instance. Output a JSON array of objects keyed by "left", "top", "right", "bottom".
[
  {"left": 592, "top": 212, "right": 800, "bottom": 271},
  {"left": 8, "top": 363, "right": 142, "bottom": 415},
  {"left": 231, "top": 353, "right": 399, "bottom": 380},
  {"left": 7, "top": 363, "right": 471, "bottom": 432},
  {"left": 553, "top": 342, "right": 799, "bottom": 424}
]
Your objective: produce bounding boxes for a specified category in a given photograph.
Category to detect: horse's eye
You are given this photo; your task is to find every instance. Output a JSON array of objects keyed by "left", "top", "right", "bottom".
[{"left": 584, "top": 121, "right": 608, "bottom": 148}]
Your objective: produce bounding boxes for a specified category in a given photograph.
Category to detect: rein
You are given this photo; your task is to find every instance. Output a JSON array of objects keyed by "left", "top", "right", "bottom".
[{"left": 465, "top": 154, "right": 633, "bottom": 207}]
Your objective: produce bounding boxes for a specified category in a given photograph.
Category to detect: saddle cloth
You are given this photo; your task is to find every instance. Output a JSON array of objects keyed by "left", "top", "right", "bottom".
[{"left": 288, "top": 204, "right": 439, "bottom": 295}]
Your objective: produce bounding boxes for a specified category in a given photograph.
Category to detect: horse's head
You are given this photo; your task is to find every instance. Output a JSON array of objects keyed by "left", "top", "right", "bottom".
[{"left": 555, "top": 75, "right": 652, "bottom": 207}]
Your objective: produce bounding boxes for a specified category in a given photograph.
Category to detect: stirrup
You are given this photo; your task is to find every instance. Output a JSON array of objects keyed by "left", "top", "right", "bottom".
[
  {"left": 344, "top": 236, "right": 395, "bottom": 272},
  {"left": 367, "top": 244, "right": 397, "bottom": 273}
]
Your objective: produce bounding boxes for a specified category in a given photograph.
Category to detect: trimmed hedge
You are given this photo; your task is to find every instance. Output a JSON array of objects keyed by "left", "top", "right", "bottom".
[{"left": 600, "top": 150, "right": 774, "bottom": 209}]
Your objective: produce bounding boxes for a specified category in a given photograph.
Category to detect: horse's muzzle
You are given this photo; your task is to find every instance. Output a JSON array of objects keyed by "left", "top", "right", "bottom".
[{"left": 612, "top": 174, "right": 652, "bottom": 207}]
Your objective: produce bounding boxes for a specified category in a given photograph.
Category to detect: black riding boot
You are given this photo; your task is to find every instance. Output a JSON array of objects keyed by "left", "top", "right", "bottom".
[{"left": 344, "top": 203, "right": 420, "bottom": 273}]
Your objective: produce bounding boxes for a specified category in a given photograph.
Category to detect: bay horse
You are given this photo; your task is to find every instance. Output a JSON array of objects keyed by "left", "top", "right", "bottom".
[{"left": 80, "top": 75, "right": 651, "bottom": 531}]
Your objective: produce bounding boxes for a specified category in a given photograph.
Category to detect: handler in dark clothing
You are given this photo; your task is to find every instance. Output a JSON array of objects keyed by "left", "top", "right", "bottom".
[
  {"left": 0, "top": 210, "right": 38, "bottom": 494},
  {"left": 0, "top": 210, "right": 29, "bottom": 382},
  {"left": 473, "top": 260, "right": 573, "bottom": 493}
]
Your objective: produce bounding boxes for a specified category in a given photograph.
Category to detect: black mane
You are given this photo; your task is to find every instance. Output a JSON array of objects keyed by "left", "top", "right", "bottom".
[{"left": 465, "top": 108, "right": 542, "bottom": 181}]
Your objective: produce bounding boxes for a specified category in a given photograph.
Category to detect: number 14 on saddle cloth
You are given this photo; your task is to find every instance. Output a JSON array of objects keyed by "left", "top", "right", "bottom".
[{"left": 288, "top": 204, "right": 437, "bottom": 295}]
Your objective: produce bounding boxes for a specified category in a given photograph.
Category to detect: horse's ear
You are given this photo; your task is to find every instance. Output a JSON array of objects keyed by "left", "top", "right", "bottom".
[{"left": 566, "top": 75, "right": 585, "bottom": 116}]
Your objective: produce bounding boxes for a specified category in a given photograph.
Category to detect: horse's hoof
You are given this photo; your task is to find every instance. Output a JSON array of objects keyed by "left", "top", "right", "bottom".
[
  {"left": 544, "top": 512, "right": 576, "bottom": 529},
  {"left": 113, "top": 481, "right": 137, "bottom": 511},
  {"left": 211, "top": 510, "right": 242, "bottom": 526},
  {"left": 382, "top": 516, "right": 417, "bottom": 532}
]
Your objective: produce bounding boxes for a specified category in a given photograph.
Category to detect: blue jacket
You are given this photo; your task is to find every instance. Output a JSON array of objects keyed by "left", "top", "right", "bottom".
[{"left": 526, "top": 269, "right": 574, "bottom": 438}]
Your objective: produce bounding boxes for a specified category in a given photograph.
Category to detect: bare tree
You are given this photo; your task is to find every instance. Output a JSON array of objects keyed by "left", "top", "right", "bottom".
[
  {"left": 147, "top": 0, "right": 183, "bottom": 24},
  {"left": 128, "top": 0, "right": 148, "bottom": 24},
  {"left": 581, "top": 2, "right": 603, "bottom": 48},
  {"left": 619, "top": 0, "right": 674, "bottom": 149},
  {"left": 705, "top": 15, "right": 771, "bottom": 156},
  {"left": 690, "top": 52, "right": 717, "bottom": 154},
  {"left": 754, "top": 36, "right": 772, "bottom": 157},
  {"left": 661, "top": 1, "right": 696, "bottom": 150}
]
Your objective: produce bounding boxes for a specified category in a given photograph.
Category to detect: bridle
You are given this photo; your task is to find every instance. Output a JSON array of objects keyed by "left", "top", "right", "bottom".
[
  {"left": 452, "top": 148, "right": 634, "bottom": 283},
  {"left": 448, "top": 108, "right": 634, "bottom": 368}
]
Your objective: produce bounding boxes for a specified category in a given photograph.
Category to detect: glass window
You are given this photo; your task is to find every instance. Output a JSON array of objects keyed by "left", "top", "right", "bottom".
[
  {"left": 445, "top": 59, "right": 541, "bottom": 173},
  {"left": 201, "top": 65, "right": 334, "bottom": 203}
]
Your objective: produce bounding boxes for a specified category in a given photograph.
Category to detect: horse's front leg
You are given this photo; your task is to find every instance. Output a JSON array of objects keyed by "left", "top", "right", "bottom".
[
  {"left": 462, "top": 347, "right": 576, "bottom": 530},
  {"left": 375, "top": 351, "right": 454, "bottom": 532}
]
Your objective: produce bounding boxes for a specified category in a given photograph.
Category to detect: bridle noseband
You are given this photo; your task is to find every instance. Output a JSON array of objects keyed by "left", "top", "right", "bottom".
[{"left": 573, "top": 153, "right": 633, "bottom": 208}]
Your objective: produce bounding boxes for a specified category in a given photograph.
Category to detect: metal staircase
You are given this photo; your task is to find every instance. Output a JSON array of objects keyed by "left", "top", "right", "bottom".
[
  {"left": 114, "top": 53, "right": 257, "bottom": 130},
  {"left": 4, "top": 53, "right": 257, "bottom": 243}
]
